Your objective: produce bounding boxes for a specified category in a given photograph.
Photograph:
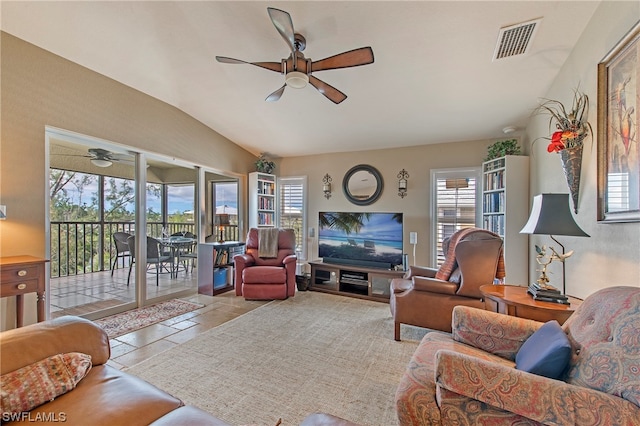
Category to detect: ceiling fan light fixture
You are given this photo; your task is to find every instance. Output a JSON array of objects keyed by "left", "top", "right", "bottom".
[
  {"left": 285, "top": 71, "right": 308, "bottom": 89},
  {"left": 91, "top": 158, "right": 112, "bottom": 168}
]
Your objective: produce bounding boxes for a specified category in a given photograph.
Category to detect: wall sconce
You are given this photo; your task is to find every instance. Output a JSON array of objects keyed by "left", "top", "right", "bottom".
[
  {"left": 397, "top": 169, "right": 409, "bottom": 198},
  {"left": 323, "top": 174, "right": 332, "bottom": 199},
  {"left": 0, "top": 205, "right": 6, "bottom": 220}
]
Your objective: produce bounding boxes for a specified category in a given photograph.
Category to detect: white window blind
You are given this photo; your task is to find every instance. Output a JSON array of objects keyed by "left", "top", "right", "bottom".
[
  {"left": 607, "top": 172, "right": 630, "bottom": 211},
  {"left": 278, "top": 176, "right": 307, "bottom": 259},
  {"left": 431, "top": 169, "right": 479, "bottom": 266}
]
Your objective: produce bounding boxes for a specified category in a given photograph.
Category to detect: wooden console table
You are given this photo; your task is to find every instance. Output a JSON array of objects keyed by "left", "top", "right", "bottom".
[
  {"left": 480, "top": 284, "right": 582, "bottom": 325},
  {"left": 0, "top": 255, "right": 48, "bottom": 327}
]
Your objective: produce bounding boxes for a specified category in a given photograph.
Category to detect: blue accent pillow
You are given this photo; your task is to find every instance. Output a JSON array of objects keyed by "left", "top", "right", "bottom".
[{"left": 515, "top": 320, "right": 571, "bottom": 380}]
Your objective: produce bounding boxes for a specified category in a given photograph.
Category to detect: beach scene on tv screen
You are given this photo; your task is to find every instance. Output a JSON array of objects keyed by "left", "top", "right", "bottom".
[{"left": 318, "top": 212, "right": 403, "bottom": 267}]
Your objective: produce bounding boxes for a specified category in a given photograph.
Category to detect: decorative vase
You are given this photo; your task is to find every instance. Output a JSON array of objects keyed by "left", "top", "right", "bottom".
[{"left": 559, "top": 144, "right": 583, "bottom": 214}]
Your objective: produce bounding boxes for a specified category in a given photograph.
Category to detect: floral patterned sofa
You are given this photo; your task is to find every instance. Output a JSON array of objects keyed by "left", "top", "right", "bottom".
[{"left": 395, "top": 286, "right": 640, "bottom": 425}]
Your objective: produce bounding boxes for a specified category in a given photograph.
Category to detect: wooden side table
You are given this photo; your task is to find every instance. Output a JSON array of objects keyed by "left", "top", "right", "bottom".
[
  {"left": 0, "top": 255, "right": 48, "bottom": 327},
  {"left": 480, "top": 284, "right": 582, "bottom": 325}
]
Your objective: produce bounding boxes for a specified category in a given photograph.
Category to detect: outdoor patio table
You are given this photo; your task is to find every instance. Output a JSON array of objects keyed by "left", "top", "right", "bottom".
[{"left": 159, "top": 237, "right": 196, "bottom": 277}]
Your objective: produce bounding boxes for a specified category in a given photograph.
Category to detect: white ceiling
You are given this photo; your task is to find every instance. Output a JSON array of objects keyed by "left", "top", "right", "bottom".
[{"left": 1, "top": 1, "right": 600, "bottom": 158}]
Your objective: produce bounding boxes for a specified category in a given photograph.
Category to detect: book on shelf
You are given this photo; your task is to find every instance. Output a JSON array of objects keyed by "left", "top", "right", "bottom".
[{"left": 214, "top": 249, "right": 229, "bottom": 265}]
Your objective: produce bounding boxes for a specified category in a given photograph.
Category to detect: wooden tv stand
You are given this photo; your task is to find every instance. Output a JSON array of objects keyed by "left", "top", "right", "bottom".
[{"left": 309, "top": 261, "right": 404, "bottom": 302}]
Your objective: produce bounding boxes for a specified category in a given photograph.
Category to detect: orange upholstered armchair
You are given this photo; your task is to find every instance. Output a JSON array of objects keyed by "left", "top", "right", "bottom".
[
  {"left": 390, "top": 228, "right": 504, "bottom": 339},
  {"left": 234, "top": 228, "right": 297, "bottom": 300}
]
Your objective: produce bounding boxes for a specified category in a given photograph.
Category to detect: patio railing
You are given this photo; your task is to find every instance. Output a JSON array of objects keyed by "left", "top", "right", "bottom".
[{"left": 50, "top": 221, "right": 239, "bottom": 278}]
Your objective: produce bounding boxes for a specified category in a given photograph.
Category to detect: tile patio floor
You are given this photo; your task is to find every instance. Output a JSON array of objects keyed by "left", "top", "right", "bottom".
[{"left": 50, "top": 264, "right": 199, "bottom": 317}]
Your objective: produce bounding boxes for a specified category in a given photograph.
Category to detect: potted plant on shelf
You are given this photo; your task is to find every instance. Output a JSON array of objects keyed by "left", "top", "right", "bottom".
[
  {"left": 484, "top": 139, "right": 522, "bottom": 161},
  {"left": 255, "top": 153, "right": 275, "bottom": 174}
]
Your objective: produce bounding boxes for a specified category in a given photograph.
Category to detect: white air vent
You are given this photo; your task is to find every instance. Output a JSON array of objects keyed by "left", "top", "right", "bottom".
[{"left": 493, "top": 18, "right": 542, "bottom": 61}]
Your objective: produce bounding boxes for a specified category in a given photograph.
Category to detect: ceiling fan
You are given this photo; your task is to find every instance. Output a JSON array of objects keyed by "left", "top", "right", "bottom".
[
  {"left": 216, "top": 7, "right": 374, "bottom": 104},
  {"left": 54, "top": 148, "right": 133, "bottom": 168}
]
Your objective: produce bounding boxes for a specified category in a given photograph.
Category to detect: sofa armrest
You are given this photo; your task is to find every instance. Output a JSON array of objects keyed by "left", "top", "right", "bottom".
[
  {"left": 451, "top": 305, "right": 541, "bottom": 360},
  {"left": 0, "top": 316, "right": 110, "bottom": 374},
  {"left": 435, "top": 350, "right": 640, "bottom": 425},
  {"left": 283, "top": 254, "right": 297, "bottom": 265},
  {"left": 233, "top": 253, "right": 255, "bottom": 269},
  {"left": 405, "top": 265, "right": 438, "bottom": 278},
  {"left": 412, "top": 276, "right": 458, "bottom": 295},
  {"left": 233, "top": 253, "right": 256, "bottom": 295}
]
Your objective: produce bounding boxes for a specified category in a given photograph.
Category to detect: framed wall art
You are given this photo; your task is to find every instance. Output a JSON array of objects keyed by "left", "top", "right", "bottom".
[{"left": 597, "top": 20, "right": 640, "bottom": 222}]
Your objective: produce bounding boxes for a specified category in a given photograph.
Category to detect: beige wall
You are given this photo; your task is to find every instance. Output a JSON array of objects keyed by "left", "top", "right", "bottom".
[
  {"left": 0, "top": 32, "right": 256, "bottom": 328},
  {"left": 524, "top": 1, "right": 640, "bottom": 299},
  {"left": 279, "top": 140, "right": 492, "bottom": 267}
]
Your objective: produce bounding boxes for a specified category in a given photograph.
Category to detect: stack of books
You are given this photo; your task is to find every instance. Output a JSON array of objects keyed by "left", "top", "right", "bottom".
[{"left": 527, "top": 283, "right": 570, "bottom": 304}]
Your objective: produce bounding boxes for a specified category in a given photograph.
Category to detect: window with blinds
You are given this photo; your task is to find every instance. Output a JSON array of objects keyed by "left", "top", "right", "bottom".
[
  {"left": 431, "top": 169, "right": 480, "bottom": 266},
  {"left": 278, "top": 176, "right": 307, "bottom": 259},
  {"left": 607, "top": 172, "right": 630, "bottom": 211}
]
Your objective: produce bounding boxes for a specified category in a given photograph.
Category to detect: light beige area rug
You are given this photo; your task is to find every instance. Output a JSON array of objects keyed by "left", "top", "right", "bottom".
[{"left": 125, "top": 292, "right": 430, "bottom": 426}]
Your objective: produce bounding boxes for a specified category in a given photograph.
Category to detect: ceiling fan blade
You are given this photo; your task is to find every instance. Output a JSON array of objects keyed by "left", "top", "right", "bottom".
[
  {"left": 308, "top": 76, "right": 347, "bottom": 104},
  {"left": 51, "top": 153, "right": 91, "bottom": 158},
  {"left": 216, "top": 56, "right": 282, "bottom": 73},
  {"left": 266, "top": 85, "right": 286, "bottom": 102},
  {"left": 267, "top": 7, "right": 296, "bottom": 53},
  {"left": 110, "top": 153, "right": 133, "bottom": 162},
  {"left": 311, "top": 47, "right": 375, "bottom": 73},
  {"left": 216, "top": 56, "right": 248, "bottom": 65}
]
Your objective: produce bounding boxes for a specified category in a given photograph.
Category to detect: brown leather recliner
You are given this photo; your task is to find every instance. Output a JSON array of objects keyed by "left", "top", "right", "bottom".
[
  {"left": 390, "top": 228, "right": 504, "bottom": 339},
  {"left": 234, "top": 228, "right": 297, "bottom": 300}
]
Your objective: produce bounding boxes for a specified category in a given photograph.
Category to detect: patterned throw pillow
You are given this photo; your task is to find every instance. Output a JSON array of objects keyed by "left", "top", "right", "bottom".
[{"left": 1, "top": 352, "right": 92, "bottom": 414}]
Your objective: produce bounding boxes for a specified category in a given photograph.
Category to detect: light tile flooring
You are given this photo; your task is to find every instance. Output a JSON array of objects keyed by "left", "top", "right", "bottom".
[
  {"left": 107, "top": 292, "right": 268, "bottom": 370},
  {"left": 50, "top": 265, "right": 269, "bottom": 371}
]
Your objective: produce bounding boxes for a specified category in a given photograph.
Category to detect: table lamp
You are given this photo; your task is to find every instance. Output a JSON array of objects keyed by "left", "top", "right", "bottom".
[
  {"left": 520, "top": 193, "right": 589, "bottom": 294},
  {"left": 215, "top": 214, "right": 230, "bottom": 243}
]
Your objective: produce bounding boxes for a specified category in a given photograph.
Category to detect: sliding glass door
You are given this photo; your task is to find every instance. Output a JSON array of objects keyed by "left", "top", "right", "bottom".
[{"left": 46, "top": 127, "right": 238, "bottom": 320}]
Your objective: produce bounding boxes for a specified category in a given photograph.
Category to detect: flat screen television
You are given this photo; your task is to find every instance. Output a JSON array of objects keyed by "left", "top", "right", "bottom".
[{"left": 318, "top": 212, "right": 403, "bottom": 269}]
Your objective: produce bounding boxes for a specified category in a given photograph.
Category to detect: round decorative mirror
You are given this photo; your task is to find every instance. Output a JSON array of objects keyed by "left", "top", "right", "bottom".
[{"left": 342, "top": 164, "right": 384, "bottom": 205}]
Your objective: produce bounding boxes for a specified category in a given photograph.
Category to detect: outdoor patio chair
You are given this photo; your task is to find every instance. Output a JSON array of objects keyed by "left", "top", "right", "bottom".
[
  {"left": 127, "top": 235, "right": 175, "bottom": 286},
  {"left": 175, "top": 231, "right": 198, "bottom": 274},
  {"left": 111, "top": 231, "right": 132, "bottom": 276}
]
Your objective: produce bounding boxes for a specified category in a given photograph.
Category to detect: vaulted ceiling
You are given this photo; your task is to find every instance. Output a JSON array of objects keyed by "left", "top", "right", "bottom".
[{"left": 1, "top": 1, "right": 600, "bottom": 157}]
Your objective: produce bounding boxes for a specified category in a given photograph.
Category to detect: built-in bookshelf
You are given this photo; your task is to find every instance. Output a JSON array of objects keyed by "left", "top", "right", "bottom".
[
  {"left": 249, "top": 172, "right": 276, "bottom": 228},
  {"left": 481, "top": 155, "right": 529, "bottom": 285},
  {"left": 197, "top": 242, "right": 246, "bottom": 295}
]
